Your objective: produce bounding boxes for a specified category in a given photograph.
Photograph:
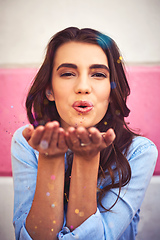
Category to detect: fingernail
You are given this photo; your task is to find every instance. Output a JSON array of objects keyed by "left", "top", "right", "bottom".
[{"left": 40, "top": 140, "right": 49, "bottom": 149}]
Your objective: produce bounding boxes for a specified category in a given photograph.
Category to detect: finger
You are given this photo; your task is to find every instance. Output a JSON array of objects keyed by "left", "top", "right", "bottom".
[
  {"left": 88, "top": 127, "right": 102, "bottom": 144},
  {"left": 49, "top": 122, "right": 60, "bottom": 148},
  {"left": 29, "top": 126, "right": 45, "bottom": 147},
  {"left": 39, "top": 122, "right": 57, "bottom": 150},
  {"left": 76, "top": 127, "right": 91, "bottom": 145},
  {"left": 65, "top": 131, "right": 73, "bottom": 148},
  {"left": 66, "top": 127, "right": 80, "bottom": 147},
  {"left": 57, "top": 128, "right": 68, "bottom": 149},
  {"left": 102, "top": 128, "right": 115, "bottom": 147},
  {"left": 22, "top": 124, "right": 34, "bottom": 141}
]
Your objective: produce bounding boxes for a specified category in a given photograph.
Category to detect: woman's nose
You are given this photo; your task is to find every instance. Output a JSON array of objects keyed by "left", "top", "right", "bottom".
[{"left": 74, "top": 75, "right": 91, "bottom": 94}]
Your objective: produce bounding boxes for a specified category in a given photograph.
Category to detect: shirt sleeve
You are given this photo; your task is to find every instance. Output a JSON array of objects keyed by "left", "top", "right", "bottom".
[
  {"left": 11, "top": 126, "right": 38, "bottom": 240},
  {"left": 56, "top": 136, "right": 158, "bottom": 240}
]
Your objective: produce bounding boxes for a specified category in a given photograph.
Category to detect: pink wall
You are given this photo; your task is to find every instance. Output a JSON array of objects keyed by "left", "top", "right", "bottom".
[
  {"left": 0, "top": 69, "right": 37, "bottom": 176},
  {"left": 0, "top": 66, "right": 159, "bottom": 176},
  {"left": 126, "top": 66, "right": 160, "bottom": 174}
]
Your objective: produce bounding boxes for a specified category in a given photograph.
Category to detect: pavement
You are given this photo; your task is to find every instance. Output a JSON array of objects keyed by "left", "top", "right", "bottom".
[
  {"left": 136, "top": 176, "right": 160, "bottom": 240},
  {"left": 0, "top": 176, "right": 160, "bottom": 240}
]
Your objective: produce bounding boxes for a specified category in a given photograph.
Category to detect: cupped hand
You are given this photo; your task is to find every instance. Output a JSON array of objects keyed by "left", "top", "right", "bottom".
[
  {"left": 65, "top": 126, "right": 115, "bottom": 159},
  {"left": 22, "top": 121, "right": 68, "bottom": 158}
]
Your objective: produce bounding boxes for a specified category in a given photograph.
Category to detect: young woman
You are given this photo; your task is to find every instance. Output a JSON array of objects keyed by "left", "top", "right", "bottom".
[{"left": 11, "top": 27, "right": 158, "bottom": 240}]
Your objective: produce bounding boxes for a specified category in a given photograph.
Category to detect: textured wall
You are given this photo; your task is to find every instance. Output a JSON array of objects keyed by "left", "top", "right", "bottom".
[{"left": 0, "top": 0, "right": 160, "bottom": 66}]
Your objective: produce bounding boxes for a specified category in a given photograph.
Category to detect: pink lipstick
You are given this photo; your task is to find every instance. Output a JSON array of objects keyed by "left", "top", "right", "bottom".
[{"left": 72, "top": 101, "right": 93, "bottom": 113}]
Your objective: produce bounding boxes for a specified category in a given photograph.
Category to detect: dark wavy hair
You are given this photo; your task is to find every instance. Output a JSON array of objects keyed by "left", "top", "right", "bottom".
[{"left": 26, "top": 27, "right": 136, "bottom": 211}]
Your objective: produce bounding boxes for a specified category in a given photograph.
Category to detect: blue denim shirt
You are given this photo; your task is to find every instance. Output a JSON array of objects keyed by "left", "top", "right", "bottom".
[{"left": 11, "top": 126, "right": 158, "bottom": 240}]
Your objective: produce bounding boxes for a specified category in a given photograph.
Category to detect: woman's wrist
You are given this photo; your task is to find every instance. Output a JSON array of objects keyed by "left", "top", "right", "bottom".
[
  {"left": 73, "top": 151, "right": 100, "bottom": 165},
  {"left": 39, "top": 152, "right": 66, "bottom": 164}
]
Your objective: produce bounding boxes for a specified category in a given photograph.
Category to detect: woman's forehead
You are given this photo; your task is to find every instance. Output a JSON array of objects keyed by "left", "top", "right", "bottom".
[{"left": 53, "top": 41, "right": 109, "bottom": 68}]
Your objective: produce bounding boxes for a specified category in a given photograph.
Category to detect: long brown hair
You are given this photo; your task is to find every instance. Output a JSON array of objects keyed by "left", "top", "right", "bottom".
[{"left": 26, "top": 27, "right": 136, "bottom": 211}]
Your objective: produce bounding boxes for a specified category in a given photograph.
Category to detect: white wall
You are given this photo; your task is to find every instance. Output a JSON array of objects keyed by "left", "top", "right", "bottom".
[{"left": 0, "top": 0, "right": 160, "bottom": 67}]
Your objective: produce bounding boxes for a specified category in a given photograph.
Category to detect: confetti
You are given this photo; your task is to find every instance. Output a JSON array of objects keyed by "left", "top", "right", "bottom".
[
  {"left": 75, "top": 209, "right": 79, "bottom": 214},
  {"left": 46, "top": 192, "right": 50, "bottom": 196},
  {"left": 51, "top": 175, "right": 56, "bottom": 180},
  {"left": 53, "top": 220, "right": 56, "bottom": 224},
  {"left": 104, "top": 121, "right": 107, "bottom": 125},
  {"left": 64, "top": 192, "right": 69, "bottom": 202},
  {"left": 33, "top": 120, "right": 39, "bottom": 127},
  {"left": 40, "top": 140, "right": 48, "bottom": 150},
  {"left": 70, "top": 225, "right": 74, "bottom": 230},
  {"left": 51, "top": 203, "right": 55, "bottom": 208},
  {"left": 51, "top": 228, "right": 54, "bottom": 232},
  {"left": 110, "top": 82, "right": 116, "bottom": 89},
  {"left": 117, "top": 56, "right": 123, "bottom": 64},
  {"left": 115, "top": 110, "right": 121, "bottom": 116},
  {"left": 35, "top": 226, "right": 37, "bottom": 229},
  {"left": 79, "top": 211, "right": 84, "bottom": 217}
]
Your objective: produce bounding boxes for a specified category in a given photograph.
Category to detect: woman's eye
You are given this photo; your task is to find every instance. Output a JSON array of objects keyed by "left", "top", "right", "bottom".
[
  {"left": 60, "top": 72, "right": 76, "bottom": 77},
  {"left": 92, "top": 73, "right": 107, "bottom": 78}
]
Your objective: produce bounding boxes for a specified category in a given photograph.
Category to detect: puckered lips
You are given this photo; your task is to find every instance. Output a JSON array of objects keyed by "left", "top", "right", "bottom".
[{"left": 72, "top": 100, "right": 93, "bottom": 113}]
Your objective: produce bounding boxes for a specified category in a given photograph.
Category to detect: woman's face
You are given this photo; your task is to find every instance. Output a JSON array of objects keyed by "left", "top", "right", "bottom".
[{"left": 50, "top": 41, "right": 111, "bottom": 130}]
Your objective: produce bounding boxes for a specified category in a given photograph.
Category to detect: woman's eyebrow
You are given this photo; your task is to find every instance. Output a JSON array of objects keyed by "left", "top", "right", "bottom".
[
  {"left": 56, "top": 63, "right": 110, "bottom": 73},
  {"left": 56, "top": 63, "right": 77, "bottom": 71},
  {"left": 90, "top": 64, "right": 110, "bottom": 73}
]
